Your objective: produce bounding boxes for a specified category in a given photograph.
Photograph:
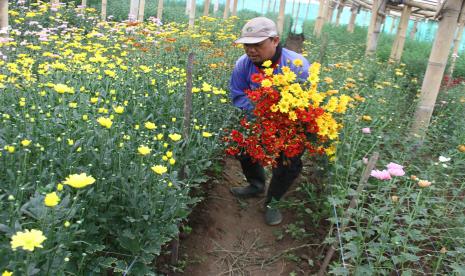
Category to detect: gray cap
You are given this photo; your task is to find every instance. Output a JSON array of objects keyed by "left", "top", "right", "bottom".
[{"left": 234, "top": 17, "right": 278, "bottom": 44}]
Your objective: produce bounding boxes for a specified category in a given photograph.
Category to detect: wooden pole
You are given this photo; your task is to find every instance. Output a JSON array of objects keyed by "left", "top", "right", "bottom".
[
  {"left": 186, "top": 0, "right": 191, "bottom": 15},
  {"left": 183, "top": 53, "right": 195, "bottom": 140},
  {"left": 277, "top": 0, "right": 286, "bottom": 35},
  {"left": 304, "top": 0, "right": 311, "bottom": 20},
  {"left": 261, "top": 0, "right": 265, "bottom": 14},
  {"left": 291, "top": 0, "right": 296, "bottom": 19},
  {"left": 157, "top": 0, "right": 164, "bottom": 20},
  {"left": 189, "top": 0, "right": 196, "bottom": 28},
  {"left": 410, "top": 0, "right": 462, "bottom": 138},
  {"left": 273, "top": 0, "right": 278, "bottom": 13},
  {"left": 203, "top": 0, "right": 210, "bottom": 16},
  {"left": 447, "top": 17, "right": 465, "bottom": 87},
  {"left": 81, "top": 0, "right": 87, "bottom": 7},
  {"left": 326, "top": 0, "right": 336, "bottom": 24},
  {"left": 129, "top": 0, "right": 139, "bottom": 21},
  {"left": 389, "top": 5, "right": 411, "bottom": 62},
  {"left": 101, "top": 0, "right": 107, "bottom": 21},
  {"left": 267, "top": 0, "right": 272, "bottom": 13},
  {"left": 223, "top": 0, "right": 230, "bottom": 19},
  {"left": 214, "top": 0, "right": 219, "bottom": 14},
  {"left": 317, "top": 152, "right": 379, "bottom": 276},
  {"left": 365, "top": 0, "right": 387, "bottom": 56},
  {"left": 389, "top": 16, "right": 397, "bottom": 33},
  {"left": 0, "top": 0, "right": 8, "bottom": 37},
  {"left": 314, "top": 0, "right": 328, "bottom": 37},
  {"left": 232, "top": 0, "right": 238, "bottom": 16},
  {"left": 334, "top": 0, "right": 344, "bottom": 26},
  {"left": 347, "top": 4, "right": 358, "bottom": 33},
  {"left": 409, "top": 19, "right": 418, "bottom": 39},
  {"left": 138, "top": 0, "right": 146, "bottom": 22},
  {"left": 293, "top": 0, "right": 301, "bottom": 33}
]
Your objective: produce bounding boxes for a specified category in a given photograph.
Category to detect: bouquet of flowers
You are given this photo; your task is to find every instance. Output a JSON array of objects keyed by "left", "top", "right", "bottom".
[{"left": 224, "top": 61, "right": 353, "bottom": 167}]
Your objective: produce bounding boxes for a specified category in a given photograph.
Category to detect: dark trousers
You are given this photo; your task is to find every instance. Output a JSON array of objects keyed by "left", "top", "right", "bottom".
[{"left": 237, "top": 153, "right": 303, "bottom": 205}]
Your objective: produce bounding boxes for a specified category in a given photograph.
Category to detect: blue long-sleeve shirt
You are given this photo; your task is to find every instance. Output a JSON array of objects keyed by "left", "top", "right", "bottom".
[{"left": 229, "top": 48, "right": 310, "bottom": 111}]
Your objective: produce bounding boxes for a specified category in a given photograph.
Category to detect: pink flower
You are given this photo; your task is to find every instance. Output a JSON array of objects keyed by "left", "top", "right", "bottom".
[
  {"left": 362, "top": 127, "right": 371, "bottom": 134},
  {"left": 370, "top": 169, "right": 392, "bottom": 180},
  {"left": 386, "top": 162, "right": 405, "bottom": 176}
]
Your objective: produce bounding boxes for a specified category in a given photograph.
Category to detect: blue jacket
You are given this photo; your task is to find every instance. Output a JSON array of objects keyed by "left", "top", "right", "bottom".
[{"left": 229, "top": 48, "right": 310, "bottom": 111}]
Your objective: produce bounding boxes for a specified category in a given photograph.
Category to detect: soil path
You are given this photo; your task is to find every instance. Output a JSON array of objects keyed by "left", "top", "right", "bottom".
[{"left": 175, "top": 156, "right": 329, "bottom": 276}]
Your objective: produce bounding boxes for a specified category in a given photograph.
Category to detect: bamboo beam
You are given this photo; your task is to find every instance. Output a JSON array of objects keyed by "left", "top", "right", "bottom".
[
  {"left": 390, "top": 5, "right": 411, "bottom": 62},
  {"left": 101, "top": 0, "right": 107, "bottom": 21},
  {"left": 203, "top": 0, "right": 210, "bottom": 16},
  {"left": 403, "top": 0, "right": 437, "bottom": 12},
  {"left": 138, "top": 0, "right": 146, "bottom": 22},
  {"left": 0, "top": 0, "right": 8, "bottom": 37},
  {"left": 410, "top": 0, "right": 462, "bottom": 138},
  {"left": 277, "top": 0, "right": 286, "bottom": 35},
  {"left": 366, "top": 0, "right": 387, "bottom": 56},
  {"left": 157, "top": 0, "right": 164, "bottom": 19},
  {"left": 335, "top": 0, "right": 345, "bottom": 26},
  {"left": 189, "top": 0, "right": 196, "bottom": 28},
  {"left": 232, "top": 0, "right": 238, "bottom": 16},
  {"left": 223, "top": 0, "right": 230, "bottom": 19}
]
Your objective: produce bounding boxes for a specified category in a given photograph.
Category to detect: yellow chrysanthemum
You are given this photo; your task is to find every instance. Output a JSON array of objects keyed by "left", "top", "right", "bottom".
[
  {"left": 202, "top": 131, "right": 213, "bottom": 137},
  {"left": 21, "top": 139, "right": 31, "bottom": 147},
  {"left": 138, "top": 145, "right": 151, "bottom": 155},
  {"left": 262, "top": 60, "right": 272, "bottom": 67},
  {"left": 2, "top": 270, "right": 13, "bottom": 276},
  {"left": 97, "top": 117, "right": 113, "bottom": 128},
  {"left": 293, "top": 59, "right": 303, "bottom": 67},
  {"left": 11, "top": 229, "right": 47, "bottom": 252},
  {"left": 261, "top": 79, "right": 272, "bottom": 88},
  {"left": 63, "top": 173, "right": 96, "bottom": 189},
  {"left": 168, "top": 133, "right": 182, "bottom": 141},
  {"left": 145, "top": 121, "right": 157, "bottom": 130},
  {"left": 151, "top": 165, "right": 168, "bottom": 175},
  {"left": 113, "top": 106, "right": 124, "bottom": 114},
  {"left": 44, "top": 192, "right": 60, "bottom": 207}
]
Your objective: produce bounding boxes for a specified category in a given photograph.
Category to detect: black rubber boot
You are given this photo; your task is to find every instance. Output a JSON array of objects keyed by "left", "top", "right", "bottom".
[
  {"left": 230, "top": 180, "right": 265, "bottom": 198},
  {"left": 265, "top": 206, "right": 283, "bottom": 226}
]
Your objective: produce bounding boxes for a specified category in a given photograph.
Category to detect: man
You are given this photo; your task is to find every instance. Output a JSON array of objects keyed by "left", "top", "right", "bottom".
[{"left": 229, "top": 17, "right": 310, "bottom": 226}]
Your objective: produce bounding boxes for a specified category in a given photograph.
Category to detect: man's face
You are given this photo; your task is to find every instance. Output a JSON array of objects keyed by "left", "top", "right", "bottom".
[{"left": 243, "top": 36, "right": 280, "bottom": 64}]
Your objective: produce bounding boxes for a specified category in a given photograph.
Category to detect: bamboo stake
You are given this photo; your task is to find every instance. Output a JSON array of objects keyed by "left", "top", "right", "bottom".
[
  {"left": 291, "top": 0, "right": 296, "bottom": 19},
  {"left": 410, "top": 0, "right": 462, "bottom": 138},
  {"left": 232, "top": 0, "right": 238, "bottom": 16},
  {"left": 183, "top": 53, "right": 195, "bottom": 140},
  {"left": 157, "top": 0, "right": 164, "bottom": 20},
  {"left": 314, "top": 0, "right": 327, "bottom": 37},
  {"left": 0, "top": 0, "right": 8, "bottom": 37},
  {"left": 447, "top": 19, "right": 465, "bottom": 87},
  {"left": 273, "top": 0, "right": 278, "bottom": 13},
  {"left": 101, "top": 0, "right": 107, "bottom": 21},
  {"left": 189, "top": 0, "right": 196, "bottom": 28},
  {"left": 389, "top": 16, "right": 396, "bottom": 33},
  {"left": 267, "top": 0, "right": 272, "bottom": 13},
  {"left": 138, "top": 0, "right": 146, "bottom": 22},
  {"left": 214, "top": 0, "right": 219, "bottom": 14},
  {"left": 326, "top": 0, "right": 336, "bottom": 24},
  {"left": 277, "top": 0, "right": 286, "bottom": 35},
  {"left": 317, "top": 152, "right": 379, "bottom": 276},
  {"left": 81, "top": 0, "right": 87, "bottom": 7},
  {"left": 203, "top": 0, "right": 210, "bottom": 16},
  {"left": 365, "top": 0, "right": 387, "bottom": 56},
  {"left": 223, "top": 0, "right": 230, "bottom": 19},
  {"left": 293, "top": 0, "right": 301, "bottom": 33},
  {"left": 129, "top": 0, "right": 139, "bottom": 22},
  {"left": 304, "top": 0, "right": 311, "bottom": 20},
  {"left": 409, "top": 19, "right": 418, "bottom": 39},
  {"left": 261, "top": 0, "right": 265, "bottom": 14},
  {"left": 186, "top": 0, "right": 191, "bottom": 15},
  {"left": 389, "top": 5, "right": 411, "bottom": 62},
  {"left": 347, "top": 4, "right": 358, "bottom": 33},
  {"left": 335, "top": 0, "right": 345, "bottom": 26}
]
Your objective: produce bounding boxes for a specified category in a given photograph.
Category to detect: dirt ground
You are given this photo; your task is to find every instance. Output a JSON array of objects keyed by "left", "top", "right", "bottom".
[{"left": 175, "top": 157, "right": 329, "bottom": 276}]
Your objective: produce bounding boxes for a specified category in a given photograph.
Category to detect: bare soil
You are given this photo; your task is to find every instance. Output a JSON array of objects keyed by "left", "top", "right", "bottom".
[{"left": 175, "top": 157, "right": 329, "bottom": 276}]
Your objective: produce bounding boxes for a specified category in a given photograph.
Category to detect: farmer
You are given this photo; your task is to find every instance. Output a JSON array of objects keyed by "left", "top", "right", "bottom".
[{"left": 229, "top": 17, "right": 310, "bottom": 226}]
